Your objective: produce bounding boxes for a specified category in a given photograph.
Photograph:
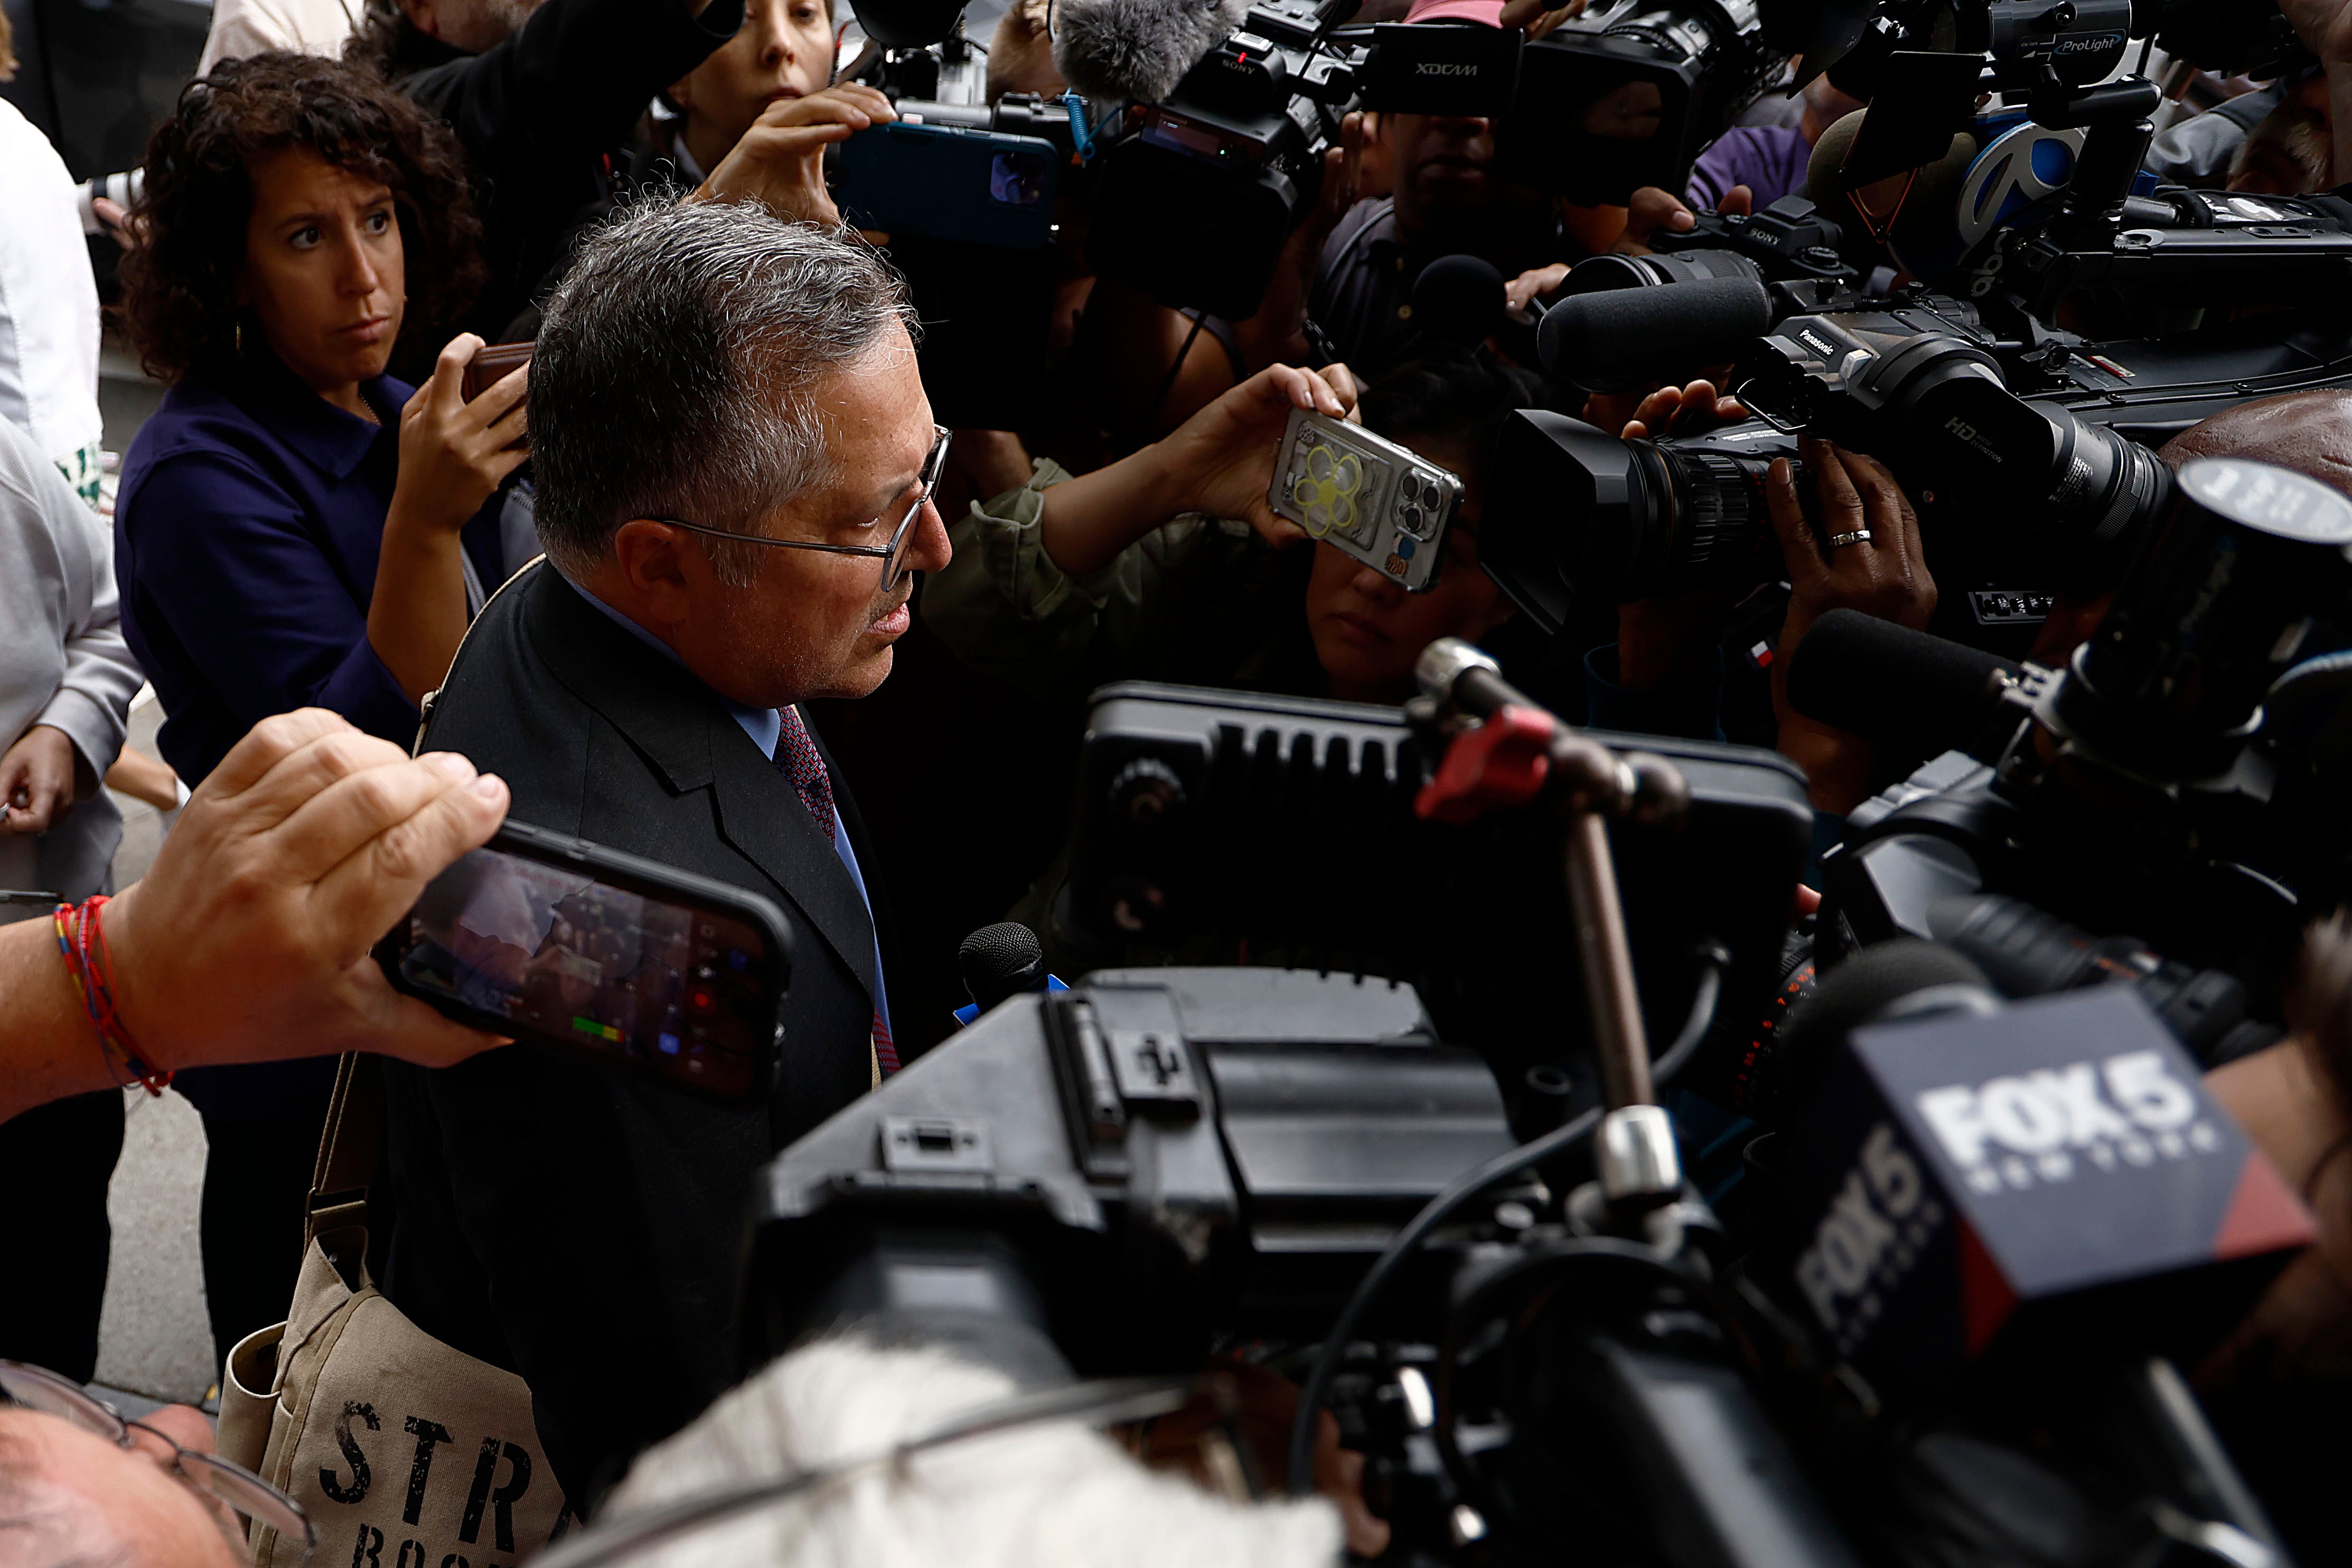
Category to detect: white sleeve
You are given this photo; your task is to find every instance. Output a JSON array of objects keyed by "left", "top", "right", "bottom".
[{"left": 197, "top": 0, "right": 301, "bottom": 73}]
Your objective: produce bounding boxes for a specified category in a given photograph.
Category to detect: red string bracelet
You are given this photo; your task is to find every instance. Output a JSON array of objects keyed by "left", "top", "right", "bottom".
[{"left": 51, "top": 895, "right": 171, "bottom": 1096}]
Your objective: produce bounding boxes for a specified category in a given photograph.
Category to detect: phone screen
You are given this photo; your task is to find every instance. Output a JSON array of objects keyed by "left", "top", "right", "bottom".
[{"left": 386, "top": 846, "right": 780, "bottom": 1099}]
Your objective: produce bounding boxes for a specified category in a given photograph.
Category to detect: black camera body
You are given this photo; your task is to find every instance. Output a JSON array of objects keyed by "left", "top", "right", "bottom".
[
  {"left": 1088, "top": 0, "right": 1774, "bottom": 317},
  {"left": 1654, "top": 195, "right": 1853, "bottom": 284},
  {"left": 1048, "top": 683, "right": 1814, "bottom": 1078},
  {"left": 1494, "top": 240, "right": 2352, "bottom": 646},
  {"left": 1822, "top": 459, "right": 2352, "bottom": 1015},
  {"left": 1085, "top": 0, "right": 1350, "bottom": 320},
  {"left": 1968, "top": 182, "right": 2352, "bottom": 327},
  {"left": 1498, "top": 0, "right": 1779, "bottom": 206}
]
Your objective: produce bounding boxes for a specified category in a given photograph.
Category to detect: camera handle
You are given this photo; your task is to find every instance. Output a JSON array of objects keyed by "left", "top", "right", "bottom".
[
  {"left": 1411, "top": 639, "right": 1691, "bottom": 1208},
  {"left": 2026, "top": 67, "right": 2163, "bottom": 249}
]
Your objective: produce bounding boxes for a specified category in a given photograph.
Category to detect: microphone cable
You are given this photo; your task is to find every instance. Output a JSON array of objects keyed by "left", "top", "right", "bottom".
[{"left": 1282, "top": 939, "right": 1732, "bottom": 1495}]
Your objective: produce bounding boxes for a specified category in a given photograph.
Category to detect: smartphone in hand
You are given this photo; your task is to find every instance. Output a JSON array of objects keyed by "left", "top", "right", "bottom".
[
  {"left": 462, "top": 341, "right": 532, "bottom": 452},
  {"left": 376, "top": 821, "right": 790, "bottom": 1105},
  {"left": 1268, "top": 409, "right": 1465, "bottom": 594}
]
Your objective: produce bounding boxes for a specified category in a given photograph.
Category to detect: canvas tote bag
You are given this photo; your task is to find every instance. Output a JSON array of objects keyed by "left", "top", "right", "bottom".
[{"left": 215, "top": 1053, "right": 570, "bottom": 1565}]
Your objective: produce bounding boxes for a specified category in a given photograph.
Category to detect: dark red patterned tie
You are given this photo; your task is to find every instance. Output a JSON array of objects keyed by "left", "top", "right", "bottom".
[{"left": 775, "top": 707, "right": 898, "bottom": 1075}]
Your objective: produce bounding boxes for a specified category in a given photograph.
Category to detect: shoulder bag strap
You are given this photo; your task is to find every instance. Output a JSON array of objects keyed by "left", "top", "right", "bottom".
[{"left": 303, "top": 1052, "right": 385, "bottom": 1260}]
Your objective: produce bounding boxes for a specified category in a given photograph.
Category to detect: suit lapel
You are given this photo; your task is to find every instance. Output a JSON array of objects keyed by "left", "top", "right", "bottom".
[
  {"left": 708, "top": 724, "right": 877, "bottom": 1006},
  {"left": 521, "top": 567, "right": 878, "bottom": 1006}
]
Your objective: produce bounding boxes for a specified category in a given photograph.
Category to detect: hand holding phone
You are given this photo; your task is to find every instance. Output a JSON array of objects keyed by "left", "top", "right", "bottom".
[
  {"left": 376, "top": 822, "right": 791, "bottom": 1104},
  {"left": 461, "top": 340, "right": 532, "bottom": 402},
  {"left": 1267, "top": 409, "right": 1464, "bottom": 593},
  {"left": 463, "top": 341, "right": 532, "bottom": 453}
]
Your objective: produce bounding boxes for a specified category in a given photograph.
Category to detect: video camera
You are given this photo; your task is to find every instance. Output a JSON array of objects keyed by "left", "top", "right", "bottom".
[
  {"left": 1083, "top": 0, "right": 1372, "bottom": 321},
  {"left": 1803, "top": 457, "right": 2352, "bottom": 1008},
  {"left": 1069, "top": 0, "right": 1777, "bottom": 318},
  {"left": 1756, "top": 0, "right": 2350, "bottom": 322},
  {"left": 1496, "top": 0, "right": 1782, "bottom": 205},
  {"left": 718, "top": 648, "right": 2308, "bottom": 1565},
  {"left": 1474, "top": 176, "right": 2352, "bottom": 642}
]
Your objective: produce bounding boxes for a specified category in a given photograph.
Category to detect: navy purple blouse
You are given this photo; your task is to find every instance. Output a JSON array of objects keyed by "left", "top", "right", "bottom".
[{"left": 114, "top": 362, "right": 504, "bottom": 784}]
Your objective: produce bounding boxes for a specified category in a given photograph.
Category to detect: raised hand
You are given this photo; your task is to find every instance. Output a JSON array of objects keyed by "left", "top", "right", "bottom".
[
  {"left": 1156, "top": 363, "right": 1364, "bottom": 546},
  {"left": 106, "top": 710, "right": 511, "bottom": 1073},
  {"left": 694, "top": 84, "right": 897, "bottom": 228},
  {"left": 392, "top": 334, "right": 530, "bottom": 534},
  {"left": 1765, "top": 438, "right": 1936, "bottom": 812}
]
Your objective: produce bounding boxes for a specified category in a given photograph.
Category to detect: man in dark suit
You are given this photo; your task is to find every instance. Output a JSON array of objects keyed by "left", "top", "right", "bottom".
[{"left": 379, "top": 200, "right": 950, "bottom": 1504}]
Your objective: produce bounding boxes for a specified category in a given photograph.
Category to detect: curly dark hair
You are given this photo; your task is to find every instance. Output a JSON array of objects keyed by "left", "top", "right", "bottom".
[{"left": 120, "top": 51, "right": 484, "bottom": 388}]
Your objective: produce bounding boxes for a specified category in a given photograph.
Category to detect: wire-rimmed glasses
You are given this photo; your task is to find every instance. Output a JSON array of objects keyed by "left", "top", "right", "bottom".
[
  {"left": 0, "top": 1358, "right": 317, "bottom": 1563},
  {"left": 652, "top": 423, "right": 952, "bottom": 594}
]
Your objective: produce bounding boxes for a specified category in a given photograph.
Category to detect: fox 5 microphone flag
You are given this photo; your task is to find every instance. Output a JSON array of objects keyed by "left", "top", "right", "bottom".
[{"left": 1761, "top": 987, "right": 2313, "bottom": 1405}]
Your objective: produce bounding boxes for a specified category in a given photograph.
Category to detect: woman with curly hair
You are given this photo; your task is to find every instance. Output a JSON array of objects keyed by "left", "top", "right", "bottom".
[{"left": 111, "top": 50, "right": 527, "bottom": 1369}]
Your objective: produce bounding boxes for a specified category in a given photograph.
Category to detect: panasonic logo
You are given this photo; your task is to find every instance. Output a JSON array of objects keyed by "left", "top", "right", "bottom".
[
  {"left": 1915, "top": 1048, "right": 2219, "bottom": 1193},
  {"left": 1414, "top": 61, "right": 1480, "bottom": 74}
]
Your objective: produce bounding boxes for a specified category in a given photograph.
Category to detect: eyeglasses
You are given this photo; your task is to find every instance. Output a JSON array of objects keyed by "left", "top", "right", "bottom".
[
  {"left": 652, "top": 424, "right": 952, "bottom": 595},
  {"left": 0, "top": 1359, "right": 317, "bottom": 1563}
]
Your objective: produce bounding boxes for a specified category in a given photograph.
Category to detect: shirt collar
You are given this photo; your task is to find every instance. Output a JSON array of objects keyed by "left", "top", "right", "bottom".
[
  {"left": 229, "top": 358, "right": 410, "bottom": 482},
  {"left": 562, "top": 570, "right": 783, "bottom": 760}
]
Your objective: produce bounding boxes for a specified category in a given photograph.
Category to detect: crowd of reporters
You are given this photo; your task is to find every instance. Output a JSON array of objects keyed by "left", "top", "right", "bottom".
[{"left": 2, "top": 0, "right": 2352, "bottom": 1554}]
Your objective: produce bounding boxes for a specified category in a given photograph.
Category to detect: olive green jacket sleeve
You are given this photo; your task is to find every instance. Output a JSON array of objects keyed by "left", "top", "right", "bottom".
[{"left": 920, "top": 457, "right": 1264, "bottom": 705}]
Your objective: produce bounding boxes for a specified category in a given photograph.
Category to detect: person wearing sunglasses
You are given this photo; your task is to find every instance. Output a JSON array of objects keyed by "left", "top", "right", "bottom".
[
  {"left": 0, "top": 1359, "right": 317, "bottom": 1565},
  {"left": 368, "top": 200, "right": 959, "bottom": 1505}
]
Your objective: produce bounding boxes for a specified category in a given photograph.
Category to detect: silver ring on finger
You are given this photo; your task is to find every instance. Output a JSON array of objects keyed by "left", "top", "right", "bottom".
[{"left": 1823, "top": 529, "right": 1873, "bottom": 549}]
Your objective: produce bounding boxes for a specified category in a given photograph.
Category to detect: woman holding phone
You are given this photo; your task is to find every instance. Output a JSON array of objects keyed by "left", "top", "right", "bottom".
[{"left": 111, "top": 51, "right": 527, "bottom": 1376}]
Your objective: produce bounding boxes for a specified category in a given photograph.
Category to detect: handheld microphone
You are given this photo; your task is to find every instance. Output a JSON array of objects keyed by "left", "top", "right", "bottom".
[
  {"left": 1785, "top": 610, "right": 2026, "bottom": 760},
  {"left": 1761, "top": 981, "right": 2313, "bottom": 1407},
  {"left": 1408, "top": 255, "right": 1508, "bottom": 349},
  {"left": 1536, "top": 277, "right": 1774, "bottom": 393},
  {"left": 954, "top": 923, "right": 1065, "bottom": 1027},
  {"left": 1048, "top": 0, "right": 1249, "bottom": 104}
]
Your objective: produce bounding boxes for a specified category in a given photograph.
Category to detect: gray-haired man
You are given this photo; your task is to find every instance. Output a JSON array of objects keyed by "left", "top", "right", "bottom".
[{"left": 378, "top": 200, "right": 950, "bottom": 1504}]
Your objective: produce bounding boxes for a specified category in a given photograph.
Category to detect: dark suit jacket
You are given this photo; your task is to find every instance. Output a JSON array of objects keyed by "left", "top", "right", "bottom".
[{"left": 380, "top": 561, "right": 896, "bottom": 1503}]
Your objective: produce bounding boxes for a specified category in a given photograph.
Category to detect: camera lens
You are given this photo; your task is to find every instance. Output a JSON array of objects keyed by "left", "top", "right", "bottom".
[
  {"left": 1632, "top": 441, "right": 1783, "bottom": 593},
  {"left": 1482, "top": 412, "right": 1792, "bottom": 627},
  {"left": 1562, "top": 246, "right": 1767, "bottom": 294},
  {"left": 2058, "top": 458, "right": 2352, "bottom": 773},
  {"left": 1847, "top": 335, "right": 2172, "bottom": 588}
]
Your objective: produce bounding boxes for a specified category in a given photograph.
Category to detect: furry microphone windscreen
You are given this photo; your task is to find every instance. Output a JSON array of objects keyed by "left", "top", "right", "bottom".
[
  {"left": 601, "top": 1337, "right": 1345, "bottom": 1568},
  {"left": 1802, "top": 108, "right": 1980, "bottom": 285},
  {"left": 1050, "top": 0, "right": 1252, "bottom": 105}
]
